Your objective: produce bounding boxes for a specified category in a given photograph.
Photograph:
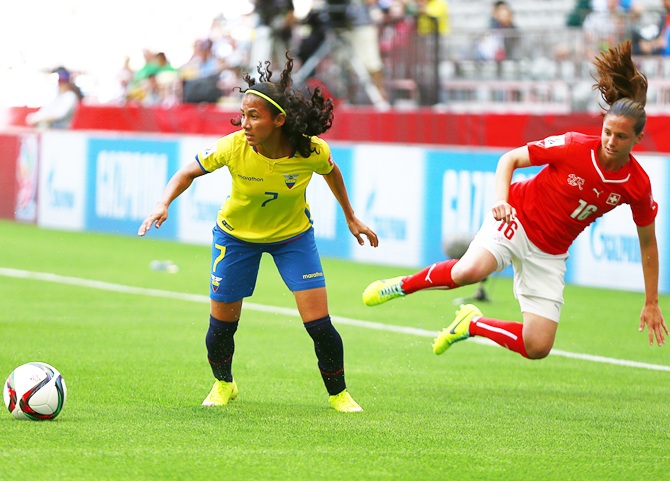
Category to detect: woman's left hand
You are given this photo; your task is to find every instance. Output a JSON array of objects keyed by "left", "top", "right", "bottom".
[
  {"left": 347, "top": 218, "right": 379, "bottom": 247},
  {"left": 639, "top": 303, "right": 668, "bottom": 347}
]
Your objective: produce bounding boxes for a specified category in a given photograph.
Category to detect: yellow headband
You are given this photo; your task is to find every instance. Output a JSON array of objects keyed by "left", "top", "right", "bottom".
[{"left": 244, "top": 89, "right": 286, "bottom": 116}]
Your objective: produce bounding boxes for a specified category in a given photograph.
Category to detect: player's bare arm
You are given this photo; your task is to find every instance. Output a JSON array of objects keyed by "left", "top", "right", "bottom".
[
  {"left": 138, "top": 161, "right": 205, "bottom": 236},
  {"left": 492, "top": 146, "right": 531, "bottom": 223},
  {"left": 636, "top": 222, "right": 668, "bottom": 346}
]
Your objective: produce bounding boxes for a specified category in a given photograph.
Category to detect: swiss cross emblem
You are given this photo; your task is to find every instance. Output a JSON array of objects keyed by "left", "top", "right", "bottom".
[{"left": 607, "top": 193, "right": 621, "bottom": 206}]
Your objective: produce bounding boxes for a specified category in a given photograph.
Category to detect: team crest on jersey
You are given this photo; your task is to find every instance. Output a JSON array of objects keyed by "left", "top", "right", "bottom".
[
  {"left": 606, "top": 193, "right": 621, "bottom": 206},
  {"left": 567, "top": 173, "right": 585, "bottom": 190},
  {"left": 543, "top": 135, "right": 565, "bottom": 148},
  {"left": 284, "top": 174, "right": 299, "bottom": 189},
  {"left": 211, "top": 274, "right": 222, "bottom": 292}
]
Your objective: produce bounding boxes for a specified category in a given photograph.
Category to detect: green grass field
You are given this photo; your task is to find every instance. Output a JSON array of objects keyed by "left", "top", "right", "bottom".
[{"left": 1, "top": 219, "right": 669, "bottom": 481}]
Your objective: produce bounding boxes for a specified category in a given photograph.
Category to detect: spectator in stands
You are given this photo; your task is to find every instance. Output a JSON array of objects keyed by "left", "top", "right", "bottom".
[
  {"left": 566, "top": 0, "right": 592, "bottom": 27},
  {"left": 151, "top": 52, "right": 182, "bottom": 106},
  {"left": 343, "top": 0, "right": 388, "bottom": 103},
  {"left": 180, "top": 39, "right": 222, "bottom": 80},
  {"left": 127, "top": 50, "right": 178, "bottom": 104},
  {"left": 154, "top": 52, "right": 176, "bottom": 73},
  {"left": 26, "top": 67, "right": 83, "bottom": 129},
  {"left": 490, "top": 0, "right": 514, "bottom": 30},
  {"left": 567, "top": 0, "right": 640, "bottom": 27},
  {"left": 249, "top": 0, "right": 296, "bottom": 71},
  {"left": 634, "top": 0, "right": 670, "bottom": 55},
  {"left": 362, "top": 41, "right": 666, "bottom": 360},
  {"left": 413, "top": 0, "right": 449, "bottom": 105},
  {"left": 296, "top": 1, "right": 330, "bottom": 72},
  {"left": 115, "top": 56, "right": 134, "bottom": 104},
  {"left": 180, "top": 39, "right": 224, "bottom": 104},
  {"left": 125, "top": 50, "right": 179, "bottom": 106},
  {"left": 477, "top": 0, "right": 518, "bottom": 61},
  {"left": 415, "top": 0, "right": 450, "bottom": 36},
  {"left": 145, "top": 52, "right": 179, "bottom": 106},
  {"left": 592, "top": 0, "right": 643, "bottom": 18},
  {"left": 140, "top": 73, "right": 163, "bottom": 106},
  {"left": 211, "top": 31, "right": 247, "bottom": 101},
  {"left": 137, "top": 51, "right": 175, "bottom": 79},
  {"left": 490, "top": 0, "right": 518, "bottom": 59},
  {"left": 582, "top": 0, "right": 633, "bottom": 55}
]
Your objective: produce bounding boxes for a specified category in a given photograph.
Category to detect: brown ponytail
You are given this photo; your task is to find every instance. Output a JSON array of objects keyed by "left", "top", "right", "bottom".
[{"left": 592, "top": 40, "right": 648, "bottom": 134}]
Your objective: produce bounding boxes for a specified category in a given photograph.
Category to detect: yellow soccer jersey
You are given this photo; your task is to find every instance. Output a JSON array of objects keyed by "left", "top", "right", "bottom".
[{"left": 196, "top": 130, "right": 335, "bottom": 243}]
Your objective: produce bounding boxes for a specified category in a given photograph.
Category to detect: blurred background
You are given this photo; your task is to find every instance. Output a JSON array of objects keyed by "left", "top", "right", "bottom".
[
  {"left": 3, "top": 0, "right": 670, "bottom": 113},
  {"left": 1, "top": 0, "right": 669, "bottom": 297}
]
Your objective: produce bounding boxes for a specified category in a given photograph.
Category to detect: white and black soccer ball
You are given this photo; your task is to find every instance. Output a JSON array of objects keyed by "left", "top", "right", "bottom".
[{"left": 3, "top": 362, "right": 67, "bottom": 420}]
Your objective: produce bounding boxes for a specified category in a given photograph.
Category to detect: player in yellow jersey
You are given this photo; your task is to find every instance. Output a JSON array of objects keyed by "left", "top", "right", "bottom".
[{"left": 138, "top": 53, "right": 378, "bottom": 412}]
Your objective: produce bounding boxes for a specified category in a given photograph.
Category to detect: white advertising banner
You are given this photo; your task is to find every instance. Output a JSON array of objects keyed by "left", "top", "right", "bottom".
[
  {"left": 38, "top": 131, "right": 87, "bottom": 231},
  {"left": 349, "top": 144, "right": 425, "bottom": 267},
  {"left": 29, "top": 130, "right": 670, "bottom": 294}
]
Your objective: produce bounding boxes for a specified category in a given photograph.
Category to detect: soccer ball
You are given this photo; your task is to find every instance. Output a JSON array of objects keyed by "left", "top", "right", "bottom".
[{"left": 3, "top": 362, "right": 67, "bottom": 420}]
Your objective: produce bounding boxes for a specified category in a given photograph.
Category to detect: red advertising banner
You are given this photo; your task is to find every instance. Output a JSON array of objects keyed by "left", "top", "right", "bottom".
[
  {"left": 3, "top": 105, "right": 670, "bottom": 152},
  {"left": 0, "top": 134, "right": 20, "bottom": 220},
  {"left": 0, "top": 132, "right": 39, "bottom": 222}
]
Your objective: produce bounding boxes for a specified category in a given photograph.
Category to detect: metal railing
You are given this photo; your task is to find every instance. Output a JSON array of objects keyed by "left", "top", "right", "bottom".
[{"left": 371, "top": 13, "right": 670, "bottom": 113}]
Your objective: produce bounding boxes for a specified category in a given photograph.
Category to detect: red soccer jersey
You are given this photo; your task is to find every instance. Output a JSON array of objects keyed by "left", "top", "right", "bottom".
[{"left": 507, "top": 132, "right": 658, "bottom": 255}]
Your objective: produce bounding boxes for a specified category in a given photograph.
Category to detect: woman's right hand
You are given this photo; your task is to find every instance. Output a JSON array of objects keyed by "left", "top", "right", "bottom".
[
  {"left": 491, "top": 200, "right": 516, "bottom": 225},
  {"left": 137, "top": 203, "right": 169, "bottom": 236}
]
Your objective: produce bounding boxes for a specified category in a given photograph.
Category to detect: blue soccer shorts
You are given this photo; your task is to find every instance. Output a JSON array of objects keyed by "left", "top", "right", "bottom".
[{"left": 209, "top": 226, "right": 326, "bottom": 303}]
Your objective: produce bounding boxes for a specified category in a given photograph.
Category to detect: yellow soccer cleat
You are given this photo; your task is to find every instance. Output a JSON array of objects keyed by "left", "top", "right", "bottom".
[
  {"left": 432, "top": 304, "right": 482, "bottom": 355},
  {"left": 362, "top": 276, "right": 406, "bottom": 306},
  {"left": 202, "top": 380, "right": 239, "bottom": 407},
  {"left": 329, "top": 389, "right": 363, "bottom": 413}
]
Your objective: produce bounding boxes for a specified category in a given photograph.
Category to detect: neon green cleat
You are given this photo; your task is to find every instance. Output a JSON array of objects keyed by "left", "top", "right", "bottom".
[
  {"left": 202, "top": 380, "right": 239, "bottom": 407},
  {"left": 432, "top": 304, "right": 482, "bottom": 355},
  {"left": 362, "top": 276, "right": 406, "bottom": 306},
  {"left": 329, "top": 390, "right": 363, "bottom": 413}
]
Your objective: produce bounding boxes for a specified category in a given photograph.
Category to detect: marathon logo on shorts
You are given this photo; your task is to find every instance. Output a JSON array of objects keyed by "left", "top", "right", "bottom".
[
  {"left": 211, "top": 274, "right": 222, "bottom": 292},
  {"left": 302, "top": 271, "right": 324, "bottom": 279},
  {"left": 284, "top": 174, "right": 298, "bottom": 189}
]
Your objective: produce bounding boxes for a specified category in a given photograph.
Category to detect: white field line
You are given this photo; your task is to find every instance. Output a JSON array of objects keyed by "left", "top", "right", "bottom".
[{"left": 2, "top": 267, "right": 669, "bottom": 373}]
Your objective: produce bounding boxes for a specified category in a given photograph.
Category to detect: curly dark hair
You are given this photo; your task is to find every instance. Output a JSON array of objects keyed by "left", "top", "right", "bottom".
[
  {"left": 592, "top": 40, "right": 648, "bottom": 134},
  {"left": 230, "top": 52, "right": 334, "bottom": 158}
]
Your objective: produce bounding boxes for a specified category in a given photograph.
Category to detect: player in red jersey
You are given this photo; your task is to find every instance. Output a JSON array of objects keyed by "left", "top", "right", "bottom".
[{"left": 362, "top": 40, "right": 667, "bottom": 358}]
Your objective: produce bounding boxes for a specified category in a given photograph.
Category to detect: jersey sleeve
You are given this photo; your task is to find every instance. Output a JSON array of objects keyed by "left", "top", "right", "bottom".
[
  {"left": 311, "top": 137, "right": 335, "bottom": 175},
  {"left": 527, "top": 133, "right": 572, "bottom": 166},
  {"left": 629, "top": 173, "right": 659, "bottom": 227},
  {"left": 195, "top": 134, "right": 235, "bottom": 172}
]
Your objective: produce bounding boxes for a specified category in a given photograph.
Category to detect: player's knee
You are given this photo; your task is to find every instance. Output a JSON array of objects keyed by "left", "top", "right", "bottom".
[
  {"left": 452, "top": 263, "right": 488, "bottom": 286},
  {"left": 524, "top": 338, "right": 553, "bottom": 359}
]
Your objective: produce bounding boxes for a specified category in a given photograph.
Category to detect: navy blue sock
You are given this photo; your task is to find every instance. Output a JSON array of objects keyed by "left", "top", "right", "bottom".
[
  {"left": 205, "top": 316, "right": 238, "bottom": 382},
  {"left": 304, "top": 315, "right": 346, "bottom": 395}
]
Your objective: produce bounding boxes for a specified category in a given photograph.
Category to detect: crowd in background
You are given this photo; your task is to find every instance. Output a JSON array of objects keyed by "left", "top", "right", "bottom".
[{"left": 31, "top": 0, "right": 670, "bottom": 128}]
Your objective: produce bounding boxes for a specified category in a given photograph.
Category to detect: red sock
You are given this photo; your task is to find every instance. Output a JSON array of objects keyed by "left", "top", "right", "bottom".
[
  {"left": 469, "top": 316, "right": 529, "bottom": 358},
  {"left": 401, "top": 259, "right": 459, "bottom": 294}
]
